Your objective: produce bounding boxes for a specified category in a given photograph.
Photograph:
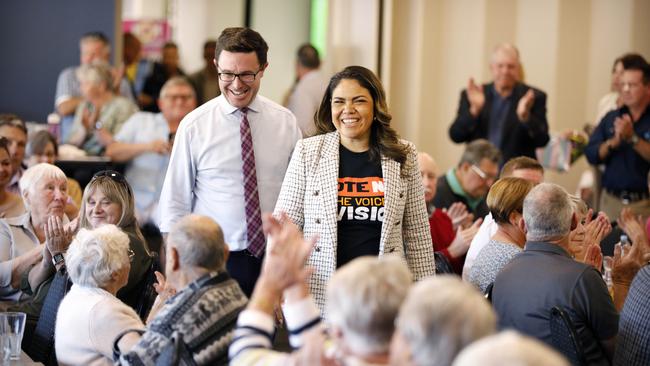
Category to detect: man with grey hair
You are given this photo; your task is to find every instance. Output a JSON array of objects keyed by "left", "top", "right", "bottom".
[
  {"left": 389, "top": 276, "right": 496, "bottom": 366},
  {"left": 116, "top": 214, "right": 247, "bottom": 365},
  {"left": 433, "top": 139, "right": 501, "bottom": 218},
  {"left": 449, "top": 43, "right": 549, "bottom": 163},
  {"left": 106, "top": 77, "right": 198, "bottom": 224},
  {"left": 54, "top": 31, "right": 134, "bottom": 141},
  {"left": 492, "top": 183, "right": 618, "bottom": 365}
]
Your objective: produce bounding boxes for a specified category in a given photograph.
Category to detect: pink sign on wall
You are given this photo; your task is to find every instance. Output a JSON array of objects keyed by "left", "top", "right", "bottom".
[{"left": 123, "top": 19, "right": 171, "bottom": 60}]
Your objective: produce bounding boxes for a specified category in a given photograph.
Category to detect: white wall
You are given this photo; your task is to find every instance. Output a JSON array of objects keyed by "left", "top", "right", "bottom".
[{"left": 251, "top": 0, "right": 311, "bottom": 103}]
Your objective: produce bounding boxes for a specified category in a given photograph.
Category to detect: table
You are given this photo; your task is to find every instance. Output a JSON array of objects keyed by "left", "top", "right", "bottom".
[{"left": 3, "top": 351, "right": 42, "bottom": 365}]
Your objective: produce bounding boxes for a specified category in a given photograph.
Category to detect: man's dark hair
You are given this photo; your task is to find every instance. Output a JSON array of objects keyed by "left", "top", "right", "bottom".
[
  {"left": 215, "top": 27, "right": 269, "bottom": 67},
  {"left": 0, "top": 114, "right": 27, "bottom": 135},
  {"left": 163, "top": 42, "right": 178, "bottom": 50},
  {"left": 620, "top": 53, "right": 650, "bottom": 84},
  {"left": 203, "top": 40, "right": 217, "bottom": 52},
  {"left": 297, "top": 44, "right": 320, "bottom": 69}
]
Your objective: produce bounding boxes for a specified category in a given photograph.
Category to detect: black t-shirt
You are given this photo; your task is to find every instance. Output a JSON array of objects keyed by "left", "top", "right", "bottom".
[{"left": 337, "top": 144, "right": 384, "bottom": 268}]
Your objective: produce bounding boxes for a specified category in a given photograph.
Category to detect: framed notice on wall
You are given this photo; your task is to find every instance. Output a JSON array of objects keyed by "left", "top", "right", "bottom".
[{"left": 123, "top": 19, "right": 171, "bottom": 60}]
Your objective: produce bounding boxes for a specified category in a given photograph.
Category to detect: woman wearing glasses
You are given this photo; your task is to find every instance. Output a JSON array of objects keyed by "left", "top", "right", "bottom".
[
  {"left": 274, "top": 66, "right": 435, "bottom": 316},
  {"left": 55, "top": 225, "right": 145, "bottom": 365},
  {"left": 19, "top": 170, "right": 152, "bottom": 337}
]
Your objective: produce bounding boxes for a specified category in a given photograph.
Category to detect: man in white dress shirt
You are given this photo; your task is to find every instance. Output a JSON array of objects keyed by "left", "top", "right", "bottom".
[{"left": 158, "top": 27, "right": 301, "bottom": 296}]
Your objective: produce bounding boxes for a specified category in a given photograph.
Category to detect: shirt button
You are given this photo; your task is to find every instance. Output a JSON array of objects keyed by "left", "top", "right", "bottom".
[
  {"left": 315, "top": 218, "right": 321, "bottom": 224},
  {"left": 315, "top": 247, "right": 321, "bottom": 252},
  {"left": 313, "top": 190, "right": 319, "bottom": 196}
]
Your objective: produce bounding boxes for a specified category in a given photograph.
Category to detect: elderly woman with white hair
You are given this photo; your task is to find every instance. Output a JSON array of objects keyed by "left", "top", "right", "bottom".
[
  {"left": 0, "top": 163, "right": 68, "bottom": 301},
  {"left": 389, "top": 276, "right": 497, "bottom": 366},
  {"left": 55, "top": 224, "right": 145, "bottom": 365},
  {"left": 65, "top": 62, "right": 137, "bottom": 155}
]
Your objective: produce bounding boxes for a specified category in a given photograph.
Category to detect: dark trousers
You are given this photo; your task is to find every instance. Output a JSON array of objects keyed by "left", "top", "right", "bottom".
[{"left": 226, "top": 250, "right": 262, "bottom": 298}]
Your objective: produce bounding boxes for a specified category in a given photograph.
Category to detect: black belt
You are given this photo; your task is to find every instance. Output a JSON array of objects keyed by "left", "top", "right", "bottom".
[{"left": 605, "top": 189, "right": 649, "bottom": 202}]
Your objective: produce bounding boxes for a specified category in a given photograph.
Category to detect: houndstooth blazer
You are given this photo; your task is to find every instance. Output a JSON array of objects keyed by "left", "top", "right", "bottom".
[{"left": 274, "top": 131, "right": 435, "bottom": 315}]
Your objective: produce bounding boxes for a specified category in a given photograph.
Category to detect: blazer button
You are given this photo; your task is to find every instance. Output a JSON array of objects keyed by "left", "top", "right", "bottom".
[
  {"left": 395, "top": 220, "right": 401, "bottom": 226},
  {"left": 315, "top": 218, "right": 321, "bottom": 224},
  {"left": 313, "top": 190, "right": 319, "bottom": 196},
  {"left": 399, "top": 192, "right": 404, "bottom": 198}
]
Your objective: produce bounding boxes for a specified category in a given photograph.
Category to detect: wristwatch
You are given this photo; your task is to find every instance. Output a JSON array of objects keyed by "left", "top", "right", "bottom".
[
  {"left": 630, "top": 134, "right": 640, "bottom": 146},
  {"left": 52, "top": 252, "right": 65, "bottom": 266}
]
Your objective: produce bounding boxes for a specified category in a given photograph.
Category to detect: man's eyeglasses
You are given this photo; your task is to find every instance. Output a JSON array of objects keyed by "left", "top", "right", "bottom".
[
  {"left": 217, "top": 69, "right": 262, "bottom": 83},
  {"left": 471, "top": 164, "right": 496, "bottom": 182}
]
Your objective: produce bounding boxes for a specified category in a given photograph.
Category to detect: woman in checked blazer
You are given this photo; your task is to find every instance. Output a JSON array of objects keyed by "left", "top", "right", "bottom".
[{"left": 274, "top": 66, "right": 435, "bottom": 315}]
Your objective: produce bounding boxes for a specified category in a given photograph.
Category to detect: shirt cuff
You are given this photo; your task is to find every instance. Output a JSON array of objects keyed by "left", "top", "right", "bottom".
[
  {"left": 237, "top": 309, "right": 275, "bottom": 334},
  {"left": 282, "top": 296, "right": 321, "bottom": 347}
]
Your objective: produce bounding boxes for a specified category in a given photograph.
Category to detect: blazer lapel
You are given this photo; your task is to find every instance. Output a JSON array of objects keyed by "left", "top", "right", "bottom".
[
  {"left": 317, "top": 132, "right": 340, "bottom": 251},
  {"left": 379, "top": 156, "right": 402, "bottom": 254}
]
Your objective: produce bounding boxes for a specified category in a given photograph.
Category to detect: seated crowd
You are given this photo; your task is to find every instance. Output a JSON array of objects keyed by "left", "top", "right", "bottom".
[{"left": 0, "top": 27, "right": 648, "bottom": 366}]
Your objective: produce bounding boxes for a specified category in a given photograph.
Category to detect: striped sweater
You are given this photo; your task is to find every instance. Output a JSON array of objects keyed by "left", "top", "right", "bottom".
[{"left": 119, "top": 271, "right": 247, "bottom": 365}]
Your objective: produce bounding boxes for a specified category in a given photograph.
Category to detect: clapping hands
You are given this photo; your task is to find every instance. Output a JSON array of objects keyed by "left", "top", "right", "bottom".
[
  {"left": 467, "top": 78, "right": 485, "bottom": 118},
  {"left": 516, "top": 89, "right": 535, "bottom": 122}
]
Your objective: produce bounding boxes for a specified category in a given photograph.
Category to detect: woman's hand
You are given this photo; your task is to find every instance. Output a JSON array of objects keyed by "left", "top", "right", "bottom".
[
  {"left": 443, "top": 202, "right": 473, "bottom": 230},
  {"left": 44, "top": 215, "right": 74, "bottom": 258},
  {"left": 81, "top": 105, "right": 99, "bottom": 131},
  {"left": 152, "top": 271, "right": 176, "bottom": 300},
  {"left": 618, "top": 208, "right": 650, "bottom": 255},
  {"left": 447, "top": 218, "right": 482, "bottom": 258}
]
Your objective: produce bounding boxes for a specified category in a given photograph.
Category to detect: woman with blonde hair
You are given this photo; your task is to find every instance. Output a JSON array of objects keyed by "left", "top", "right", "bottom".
[
  {"left": 66, "top": 62, "right": 137, "bottom": 155},
  {"left": 467, "top": 177, "right": 534, "bottom": 292}
]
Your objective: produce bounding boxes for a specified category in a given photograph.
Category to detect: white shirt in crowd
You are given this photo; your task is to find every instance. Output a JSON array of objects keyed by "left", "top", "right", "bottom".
[
  {"left": 158, "top": 94, "right": 301, "bottom": 251},
  {"left": 462, "top": 213, "right": 498, "bottom": 280}
]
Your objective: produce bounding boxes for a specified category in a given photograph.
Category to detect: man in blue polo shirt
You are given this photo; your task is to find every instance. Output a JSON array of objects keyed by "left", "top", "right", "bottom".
[{"left": 585, "top": 54, "right": 650, "bottom": 219}]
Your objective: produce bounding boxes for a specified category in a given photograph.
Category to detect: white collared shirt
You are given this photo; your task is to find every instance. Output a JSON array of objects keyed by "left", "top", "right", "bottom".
[{"left": 158, "top": 94, "right": 301, "bottom": 251}]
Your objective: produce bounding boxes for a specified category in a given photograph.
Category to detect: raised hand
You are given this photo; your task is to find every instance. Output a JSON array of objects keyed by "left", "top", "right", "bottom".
[
  {"left": 44, "top": 215, "right": 74, "bottom": 257},
  {"left": 444, "top": 202, "right": 472, "bottom": 230},
  {"left": 614, "top": 114, "right": 634, "bottom": 141},
  {"left": 261, "top": 212, "right": 316, "bottom": 293},
  {"left": 516, "top": 89, "right": 535, "bottom": 122},
  {"left": 582, "top": 243, "right": 603, "bottom": 271},
  {"left": 447, "top": 218, "right": 483, "bottom": 258},
  {"left": 618, "top": 208, "right": 650, "bottom": 255},
  {"left": 467, "top": 78, "right": 485, "bottom": 117},
  {"left": 571, "top": 214, "right": 608, "bottom": 263}
]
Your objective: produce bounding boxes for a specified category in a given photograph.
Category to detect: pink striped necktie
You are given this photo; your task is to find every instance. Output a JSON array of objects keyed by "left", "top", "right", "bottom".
[{"left": 239, "top": 108, "right": 265, "bottom": 257}]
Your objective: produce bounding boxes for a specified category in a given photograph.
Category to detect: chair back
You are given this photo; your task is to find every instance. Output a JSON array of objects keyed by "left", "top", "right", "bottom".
[
  {"left": 134, "top": 252, "right": 161, "bottom": 320},
  {"left": 26, "top": 268, "right": 71, "bottom": 366},
  {"left": 434, "top": 251, "right": 454, "bottom": 274},
  {"left": 549, "top": 306, "right": 587, "bottom": 366}
]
